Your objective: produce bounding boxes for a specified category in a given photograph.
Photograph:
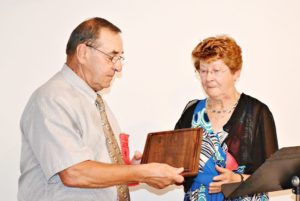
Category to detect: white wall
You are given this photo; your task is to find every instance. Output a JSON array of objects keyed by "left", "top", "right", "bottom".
[{"left": 1, "top": 0, "right": 299, "bottom": 200}]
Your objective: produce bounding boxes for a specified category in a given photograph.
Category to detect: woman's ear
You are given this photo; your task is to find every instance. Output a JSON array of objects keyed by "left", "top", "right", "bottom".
[
  {"left": 234, "top": 69, "right": 241, "bottom": 81},
  {"left": 76, "top": 43, "right": 88, "bottom": 64}
]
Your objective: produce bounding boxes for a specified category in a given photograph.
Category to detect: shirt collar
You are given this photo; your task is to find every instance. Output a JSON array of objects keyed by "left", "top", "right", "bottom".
[{"left": 61, "top": 64, "right": 98, "bottom": 104}]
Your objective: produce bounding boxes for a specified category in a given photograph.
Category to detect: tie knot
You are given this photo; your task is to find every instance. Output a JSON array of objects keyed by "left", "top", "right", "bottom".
[
  {"left": 96, "top": 95, "right": 105, "bottom": 112},
  {"left": 96, "top": 94, "right": 104, "bottom": 105}
]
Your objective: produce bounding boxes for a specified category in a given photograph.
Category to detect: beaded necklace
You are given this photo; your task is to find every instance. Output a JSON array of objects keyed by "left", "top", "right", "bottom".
[{"left": 206, "top": 94, "right": 240, "bottom": 114}]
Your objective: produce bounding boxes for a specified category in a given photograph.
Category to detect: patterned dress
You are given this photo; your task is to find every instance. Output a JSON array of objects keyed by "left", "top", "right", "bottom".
[{"left": 183, "top": 99, "right": 268, "bottom": 201}]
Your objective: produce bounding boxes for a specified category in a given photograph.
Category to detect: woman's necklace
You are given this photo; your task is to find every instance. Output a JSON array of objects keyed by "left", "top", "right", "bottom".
[{"left": 206, "top": 94, "right": 240, "bottom": 115}]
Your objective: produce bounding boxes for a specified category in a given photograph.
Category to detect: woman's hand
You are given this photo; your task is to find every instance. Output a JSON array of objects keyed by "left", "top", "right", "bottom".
[
  {"left": 130, "top": 151, "right": 142, "bottom": 165},
  {"left": 208, "top": 165, "right": 241, "bottom": 194}
]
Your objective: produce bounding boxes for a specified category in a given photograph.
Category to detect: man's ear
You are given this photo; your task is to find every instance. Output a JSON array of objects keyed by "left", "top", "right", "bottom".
[{"left": 76, "top": 43, "right": 88, "bottom": 64}]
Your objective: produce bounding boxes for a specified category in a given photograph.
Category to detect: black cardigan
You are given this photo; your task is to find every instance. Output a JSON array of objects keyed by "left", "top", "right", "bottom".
[{"left": 175, "top": 93, "right": 279, "bottom": 192}]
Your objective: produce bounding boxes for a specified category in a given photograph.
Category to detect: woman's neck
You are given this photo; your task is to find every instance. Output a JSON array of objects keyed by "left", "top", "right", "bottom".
[{"left": 206, "top": 91, "right": 240, "bottom": 112}]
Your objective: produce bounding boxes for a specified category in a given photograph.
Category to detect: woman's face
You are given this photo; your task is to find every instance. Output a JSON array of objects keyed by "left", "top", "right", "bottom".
[{"left": 198, "top": 59, "right": 240, "bottom": 99}]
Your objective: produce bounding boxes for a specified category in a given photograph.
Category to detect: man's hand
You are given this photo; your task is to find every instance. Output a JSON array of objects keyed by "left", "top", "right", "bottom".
[{"left": 141, "top": 163, "right": 184, "bottom": 189}]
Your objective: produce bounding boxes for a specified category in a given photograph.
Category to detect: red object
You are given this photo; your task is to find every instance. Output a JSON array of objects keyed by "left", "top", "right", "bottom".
[
  {"left": 119, "top": 133, "right": 139, "bottom": 186},
  {"left": 226, "top": 152, "right": 238, "bottom": 170},
  {"left": 119, "top": 133, "right": 130, "bottom": 165}
]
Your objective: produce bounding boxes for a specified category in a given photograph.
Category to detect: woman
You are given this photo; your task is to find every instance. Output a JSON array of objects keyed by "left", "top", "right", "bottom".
[{"left": 175, "top": 35, "right": 278, "bottom": 201}]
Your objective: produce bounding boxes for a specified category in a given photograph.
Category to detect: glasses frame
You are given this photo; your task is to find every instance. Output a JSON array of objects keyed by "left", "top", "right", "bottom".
[
  {"left": 196, "top": 68, "right": 228, "bottom": 78},
  {"left": 85, "top": 44, "right": 124, "bottom": 64}
]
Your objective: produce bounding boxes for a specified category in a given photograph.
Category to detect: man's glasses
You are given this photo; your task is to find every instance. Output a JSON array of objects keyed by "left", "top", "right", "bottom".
[{"left": 86, "top": 44, "right": 125, "bottom": 65}]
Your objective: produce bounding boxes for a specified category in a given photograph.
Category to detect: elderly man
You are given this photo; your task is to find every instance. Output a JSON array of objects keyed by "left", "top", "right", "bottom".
[{"left": 18, "top": 17, "right": 184, "bottom": 201}]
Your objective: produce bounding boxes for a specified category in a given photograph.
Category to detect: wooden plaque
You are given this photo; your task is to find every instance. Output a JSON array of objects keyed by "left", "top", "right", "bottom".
[{"left": 141, "top": 128, "right": 203, "bottom": 176}]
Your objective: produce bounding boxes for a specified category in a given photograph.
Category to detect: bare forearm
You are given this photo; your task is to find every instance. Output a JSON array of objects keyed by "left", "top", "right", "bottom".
[
  {"left": 59, "top": 160, "right": 144, "bottom": 188},
  {"left": 59, "top": 160, "right": 184, "bottom": 189}
]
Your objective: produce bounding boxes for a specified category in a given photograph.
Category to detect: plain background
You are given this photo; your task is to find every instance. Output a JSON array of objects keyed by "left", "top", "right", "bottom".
[{"left": 1, "top": 0, "right": 299, "bottom": 200}]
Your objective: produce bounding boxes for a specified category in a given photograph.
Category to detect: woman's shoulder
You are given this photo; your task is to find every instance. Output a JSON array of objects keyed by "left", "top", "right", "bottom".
[
  {"left": 183, "top": 99, "right": 199, "bottom": 110},
  {"left": 175, "top": 99, "right": 201, "bottom": 129},
  {"left": 181, "top": 99, "right": 205, "bottom": 114},
  {"left": 240, "top": 93, "right": 271, "bottom": 112}
]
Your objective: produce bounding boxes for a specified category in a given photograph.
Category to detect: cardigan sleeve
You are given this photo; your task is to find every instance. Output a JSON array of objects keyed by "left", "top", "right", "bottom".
[
  {"left": 258, "top": 106, "right": 279, "bottom": 159},
  {"left": 247, "top": 104, "right": 279, "bottom": 174},
  {"left": 175, "top": 100, "right": 199, "bottom": 129}
]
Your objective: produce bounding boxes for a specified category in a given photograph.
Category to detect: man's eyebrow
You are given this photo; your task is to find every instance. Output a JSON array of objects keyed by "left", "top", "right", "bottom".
[{"left": 110, "top": 50, "right": 124, "bottom": 55}]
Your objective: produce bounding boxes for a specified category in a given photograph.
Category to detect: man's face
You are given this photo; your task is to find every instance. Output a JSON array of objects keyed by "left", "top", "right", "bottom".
[{"left": 82, "top": 28, "right": 124, "bottom": 91}]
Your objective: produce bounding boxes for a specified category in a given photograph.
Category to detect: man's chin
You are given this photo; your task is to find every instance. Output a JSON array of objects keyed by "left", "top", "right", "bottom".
[{"left": 101, "top": 82, "right": 112, "bottom": 89}]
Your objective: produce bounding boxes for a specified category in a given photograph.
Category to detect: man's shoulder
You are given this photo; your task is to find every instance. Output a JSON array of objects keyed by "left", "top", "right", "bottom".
[
  {"left": 34, "top": 71, "right": 74, "bottom": 99},
  {"left": 23, "top": 71, "right": 77, "bottom": 112}
]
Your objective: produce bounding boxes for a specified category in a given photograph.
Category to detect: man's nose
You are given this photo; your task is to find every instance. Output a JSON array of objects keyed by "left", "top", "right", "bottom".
[{"left": 113, "top": 61, "right": 123, "bottom": 72}]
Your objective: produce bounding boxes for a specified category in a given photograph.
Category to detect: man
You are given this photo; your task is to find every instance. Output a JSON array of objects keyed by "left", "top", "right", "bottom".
[{"left": 18, "top": 17, "right": 184, "bottom": 201}]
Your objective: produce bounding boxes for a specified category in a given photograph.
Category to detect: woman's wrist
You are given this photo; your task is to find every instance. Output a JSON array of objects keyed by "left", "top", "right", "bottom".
[
  {"left": 232, "top": 172, "right": 244, "bottom": 182},
  {"left": 237, "top": 173, "right": 245, "bottom": 182},
  {"left": 235, "top": 173, "right": 244, "bottom": 182}
]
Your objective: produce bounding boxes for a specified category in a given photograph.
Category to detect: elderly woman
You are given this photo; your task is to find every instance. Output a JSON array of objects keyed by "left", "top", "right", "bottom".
[{"left": 175, "top": 35, "right": 278, "bottom": 201}]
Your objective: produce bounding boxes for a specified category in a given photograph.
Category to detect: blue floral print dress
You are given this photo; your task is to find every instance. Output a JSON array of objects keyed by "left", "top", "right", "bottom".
[{"left": 184, "top": 99, "right": 268, "bottom": 201}]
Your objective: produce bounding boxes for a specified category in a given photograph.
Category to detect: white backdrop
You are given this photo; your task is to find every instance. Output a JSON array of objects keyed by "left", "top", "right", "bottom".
[{"left": 1, "top": 0, "right": 300, "bottom": 200}]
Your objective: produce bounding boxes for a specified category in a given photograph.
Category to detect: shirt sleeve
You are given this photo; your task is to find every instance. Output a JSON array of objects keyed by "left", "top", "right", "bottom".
[{"left": 21, "top": 95, "right": 95, "bottom": 182}]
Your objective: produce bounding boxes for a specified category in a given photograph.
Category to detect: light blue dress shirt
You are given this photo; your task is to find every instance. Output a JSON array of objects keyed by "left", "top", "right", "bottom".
[{"left": 18, "top": 64, "right": 120, "bottom": 201}]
